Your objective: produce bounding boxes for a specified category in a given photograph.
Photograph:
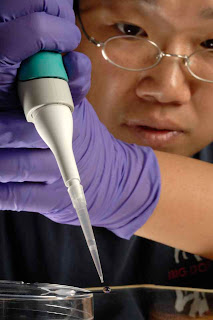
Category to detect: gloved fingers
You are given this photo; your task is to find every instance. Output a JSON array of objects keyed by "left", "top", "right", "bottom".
[
  {"left": 0, "top": 182, "right": 47, "bottom": 212},
  {"left": 0, "top": 13, "right": 81, "bottom": 65},
  {"left": 63, "top": 51, "right": 92, "bottom": 106},
  {"left": 0, "top": 181, "right": 79, "bottom": 224},
  {"left": 0, "top": 181, "right": 66, "bottom": 212},
  {"left": 0, "top": 149, "right": 60, "bottom": 183},
  {"left": 0, "top": 0, "right": 74, "bottom": 22},
  {"left": 0, "top": 113, "right": 47, "bottom": 148}
]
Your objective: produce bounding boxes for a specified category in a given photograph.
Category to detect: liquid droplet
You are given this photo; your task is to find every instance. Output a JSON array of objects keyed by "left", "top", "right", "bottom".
[{"left": 103, "top": 286, "right": 111, "bottom": 294}]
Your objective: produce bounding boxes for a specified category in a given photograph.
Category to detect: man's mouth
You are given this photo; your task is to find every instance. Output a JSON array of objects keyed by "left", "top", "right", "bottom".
[
  {"left": 124, "top": 120, "right": 184, "bottom": 147},
  {"left": 140, "top": 125, "right": 174, "bottom": 132}
]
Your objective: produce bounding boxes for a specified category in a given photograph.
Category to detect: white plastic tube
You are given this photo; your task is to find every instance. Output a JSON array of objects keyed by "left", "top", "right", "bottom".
[{"left": 18, "top": 78, "right": 103, "bottom": 282}]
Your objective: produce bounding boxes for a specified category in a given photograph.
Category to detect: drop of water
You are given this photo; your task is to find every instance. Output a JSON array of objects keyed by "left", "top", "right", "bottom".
[{"left": 103, "top": 286, "right": 111, "bottom": 294}]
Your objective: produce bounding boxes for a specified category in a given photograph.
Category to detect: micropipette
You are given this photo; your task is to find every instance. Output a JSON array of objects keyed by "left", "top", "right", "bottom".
[{"left": 18, "top": 51, "right": 103, "bottom": 283}]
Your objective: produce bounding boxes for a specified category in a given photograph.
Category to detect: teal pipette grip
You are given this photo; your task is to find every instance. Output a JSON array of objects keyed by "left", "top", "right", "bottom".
[
  {"left": 18, "top": 51, "right": 74, "bottom": 122},
  {"left": 18, "top": 51, "right": 68, "bottom": 82}
]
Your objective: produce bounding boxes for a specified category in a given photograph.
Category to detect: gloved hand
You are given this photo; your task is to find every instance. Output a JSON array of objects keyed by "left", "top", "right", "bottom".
[
  {"left": 0, "top": 0, "right": 88, "bottom": 227},
  {"left": 0, "top": 0, "right": 81, "bottom": 110},
  {"left": 0, "top": 0, "right": 161, "bottom": 239}
]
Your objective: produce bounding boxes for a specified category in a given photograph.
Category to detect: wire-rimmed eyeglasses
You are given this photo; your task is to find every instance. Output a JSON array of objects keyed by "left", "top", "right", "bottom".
[{"left": 75, "top": 2, "right": 213, "bottom": 83}]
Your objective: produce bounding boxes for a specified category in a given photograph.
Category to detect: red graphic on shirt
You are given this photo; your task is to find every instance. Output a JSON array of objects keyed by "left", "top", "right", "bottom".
[{"left": 168, "top": 260, "right": 212, "bottom": 280}]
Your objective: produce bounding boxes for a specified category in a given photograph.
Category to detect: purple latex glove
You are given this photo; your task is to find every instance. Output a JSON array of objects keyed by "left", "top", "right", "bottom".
[
  {"left": 0, "top": 0, "right": 80, "bottom": 110},
  {"left": 0, "top": 0, "right": 161, "bottom": 239}
]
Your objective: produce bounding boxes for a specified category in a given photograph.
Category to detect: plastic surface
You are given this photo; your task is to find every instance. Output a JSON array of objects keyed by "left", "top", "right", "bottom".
[
  {"left": 18, "top": 52, "right": 103, "bottom": 283},
  {"left": 18, "top": 78, "right": 74, "bottom": 122},
  {"left": 31, "top": 104, "right": 103, "bottom": 281},
  {"left": 68, "top": 180, "right": 104, "bottom": 283},
  {"left": 0, "top": 281, "right": 93, "bottom": 319},
  {"left": 32, "top": 103, "right": 80, "bottom": 184},
  {"left": 76, "top": 204, "right": 104, "bottom": 284},
  {"left": 18, "top": 78, "right": 103, "bottom": 283},
  {"left": 18, "top": 52, "right": 68, "bottom": 82}
]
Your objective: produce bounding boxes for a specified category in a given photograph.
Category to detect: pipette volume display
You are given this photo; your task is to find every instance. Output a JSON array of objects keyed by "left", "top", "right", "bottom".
[{"left": 18, "top": 51, "right": 103, "bottom": 283}]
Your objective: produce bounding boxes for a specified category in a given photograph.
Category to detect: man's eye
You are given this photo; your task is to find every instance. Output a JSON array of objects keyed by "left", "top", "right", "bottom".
[
  {"left": 201, "top": 39, "right": 213, "bottom": 49},
  {"left": 116, "top": 23, "right": 147, "bottom": 37}
]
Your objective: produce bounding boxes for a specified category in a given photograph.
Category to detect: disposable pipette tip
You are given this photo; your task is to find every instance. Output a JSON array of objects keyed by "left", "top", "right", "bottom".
[
  {"left": 89, "top": 244, "right": 104, "bottom": 283},
  {"left": 68, "top": 182, "right": 104, "bottom": 284}
]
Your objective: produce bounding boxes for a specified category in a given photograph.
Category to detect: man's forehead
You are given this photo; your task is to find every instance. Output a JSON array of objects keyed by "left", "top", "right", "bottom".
[
  {"left": 81, "top": 0, "right": 213, "bottom": 22},
  {"left": 79, "top": 0, "right": 157, "bottom": 12},
  {"left": 100, "top": 0, "right": 213, "bottom": 20}
]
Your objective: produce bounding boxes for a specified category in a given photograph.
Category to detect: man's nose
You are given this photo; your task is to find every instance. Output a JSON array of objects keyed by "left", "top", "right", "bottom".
[{"left": 135, "top": 55, "right": 192, "bottom": 105}]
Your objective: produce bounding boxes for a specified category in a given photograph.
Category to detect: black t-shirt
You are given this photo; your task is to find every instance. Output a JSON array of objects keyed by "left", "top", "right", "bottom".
[{"left": 0, "top": 143, "right": 213, "bottom": 319}]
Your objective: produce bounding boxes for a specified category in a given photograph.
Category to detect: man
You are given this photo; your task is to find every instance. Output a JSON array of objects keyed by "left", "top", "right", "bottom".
[
  {"left": 0, "top": 1, "right": 213, "bottom": 318},
  {"left": 72, "top": 0, "right": 213, "bottom": 287}
]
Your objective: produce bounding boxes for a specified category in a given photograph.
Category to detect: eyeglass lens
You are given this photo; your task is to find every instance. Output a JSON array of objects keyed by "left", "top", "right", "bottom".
[
  {"left": 189, "top": 49, "right": 213, "bottom": 81},
  {"left": 103, "top": 36, "right": 213, "bottom": 81},
  {"left": 104, "top": 37, "right": 160, "bottom": 70}
]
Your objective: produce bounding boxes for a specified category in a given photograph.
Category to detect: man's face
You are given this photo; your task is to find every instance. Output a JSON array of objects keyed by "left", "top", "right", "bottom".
[{"left": 76, "top": 0, "right": 213, "bottom": 156}]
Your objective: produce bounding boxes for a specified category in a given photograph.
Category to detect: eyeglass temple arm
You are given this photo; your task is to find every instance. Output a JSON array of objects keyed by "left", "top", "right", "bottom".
[{"left": 75, "top": 1, "right": 101, "bottom": 46}]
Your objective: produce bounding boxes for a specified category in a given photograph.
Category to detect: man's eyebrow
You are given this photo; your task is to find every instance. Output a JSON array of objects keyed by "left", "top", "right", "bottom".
[{"left": 200, "top": 8, "right": 213, "bottom": 19}]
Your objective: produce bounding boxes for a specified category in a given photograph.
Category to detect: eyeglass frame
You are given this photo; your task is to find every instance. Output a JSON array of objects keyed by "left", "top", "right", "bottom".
[{"left": 75, "top": 1, "right": 213, "bottom": 83}]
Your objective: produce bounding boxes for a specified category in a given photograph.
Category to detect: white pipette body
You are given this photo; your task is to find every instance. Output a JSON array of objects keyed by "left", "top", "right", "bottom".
[{"left": 18, "top": 77, "right": 103, "bottom": 283}]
